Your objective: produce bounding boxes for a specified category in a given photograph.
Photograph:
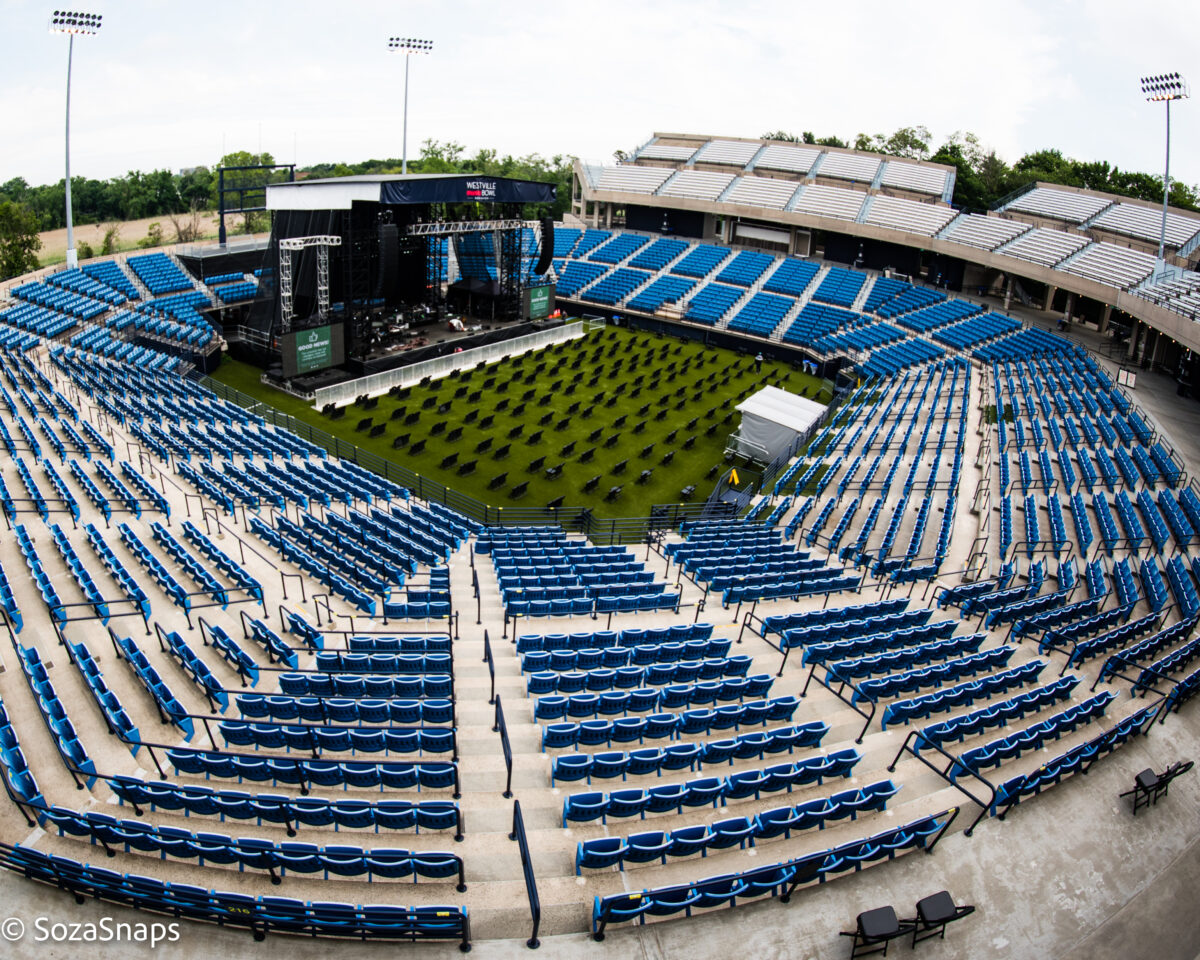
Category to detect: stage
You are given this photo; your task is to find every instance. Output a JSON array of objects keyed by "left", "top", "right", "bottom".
[{"left": 244, "top": 173, "right": 559, "bottom": 386}]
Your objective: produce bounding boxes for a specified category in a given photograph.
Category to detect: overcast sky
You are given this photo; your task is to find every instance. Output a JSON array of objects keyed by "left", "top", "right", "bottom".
[{"left": 1, "top": 0, "right": 1196, "bottom": 190}]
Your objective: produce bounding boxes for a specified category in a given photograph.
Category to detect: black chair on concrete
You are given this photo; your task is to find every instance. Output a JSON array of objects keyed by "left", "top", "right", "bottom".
[
  {"left": 1121, "top": 760, "right": 1193, "bottom": 815},
  {"left": 841, "top": 905, "right": 915, "bottom": 958},
  {"left": 908, "top": 890, "right": 975, "bottom": 947}
]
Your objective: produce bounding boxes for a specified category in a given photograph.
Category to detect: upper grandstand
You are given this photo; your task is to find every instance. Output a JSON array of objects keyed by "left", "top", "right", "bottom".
[{"left": 575, "top": 133, "right": 1200, "bottom": 343}]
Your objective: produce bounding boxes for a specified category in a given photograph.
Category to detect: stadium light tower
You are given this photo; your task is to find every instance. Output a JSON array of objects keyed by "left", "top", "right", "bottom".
[
  {"left": 387, "top": 36, "right": 433, "bottom": 175},
  {"left": 49, "top": 10, "right": 103, "bottom": 270},
  {"left": 1140, "top": 71, "right": 1190, "bottom": 265}
]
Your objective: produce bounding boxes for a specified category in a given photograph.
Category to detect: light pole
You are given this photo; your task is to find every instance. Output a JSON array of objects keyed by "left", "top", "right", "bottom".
[
  {"left": 49, "top": 10, "right": 103, "bottom": 270},
  {"left": 387, "top": 37, "right": 433, "bottom": 175},
  {"left": 1140, "top": 71, "right": 1190, "bottom": 266}
]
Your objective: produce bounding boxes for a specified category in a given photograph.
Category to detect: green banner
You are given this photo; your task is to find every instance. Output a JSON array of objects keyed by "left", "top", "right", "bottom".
[
  {"left": 524, "top": 284, "right": 554, "bottom": 320},
  {"left": 295, "top": 325, "right": 333, "bottom": 373}
]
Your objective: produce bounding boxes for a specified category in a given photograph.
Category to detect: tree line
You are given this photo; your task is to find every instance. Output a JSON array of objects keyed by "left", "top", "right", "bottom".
[
  {"left": 3, "top": 127, "right": 1195, "bottom": 280},
  {"left": 762, "top": 126, "right": 1200, "bottom": 212},
  {"left": 0, "top": 142, "right": 574, "bottom": 278}
]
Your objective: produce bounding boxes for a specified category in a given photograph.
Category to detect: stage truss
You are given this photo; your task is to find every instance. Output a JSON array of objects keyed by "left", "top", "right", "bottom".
[{"left": 278, "top": 235, "right": 342, "bottom": 333}]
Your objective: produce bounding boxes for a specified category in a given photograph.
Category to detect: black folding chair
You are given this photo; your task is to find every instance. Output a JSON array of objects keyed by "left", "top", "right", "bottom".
[
  {"left": 908, "top": 890, "right": 975, "bottom": 946},
  {"left": 1120, "top": 760, "right": 1193, "bottom": 815},
  {"left": 840, "top": 905, "right": 915, "bottom": 958}
]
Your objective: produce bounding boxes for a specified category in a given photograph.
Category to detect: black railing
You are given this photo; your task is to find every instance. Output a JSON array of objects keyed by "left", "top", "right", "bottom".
[
  {"left": 887, "top": 729, "right": 998, "bottom": 837},
  {"left": 494, "top": 695, "right": 514, "bottom": 799},
  {"left": 483, "top": 629, "right": 496, "bottom": 705},
  {"left": 509, "top": 799, "right": 542, "bottom": 949}
]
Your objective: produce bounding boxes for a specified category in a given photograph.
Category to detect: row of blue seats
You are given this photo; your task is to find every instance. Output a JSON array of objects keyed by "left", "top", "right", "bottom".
[
  {"left": 848, "top": 645, "right": 1015, "bottom": 703},
  {"left": 562, "top": 749, "right": 861, "bottom": 824},
  {"left": 313, "top": 651, "right": 451, "bottom": 675},
  {"left": 523, "top": 640, "right": 729, "bottom": 671},
  {"left": 515, "top": 624, "right": 715, "bottom": 654},
  {"left": 82, "top": 260, "right": 140, "bottom": 299},
  {"left": 41, "top": 806, "right": 465, "bottom": 886},
  {"left": 590, "top": 809, "right": 951, "bottom": 939},
  {"left": 67, "top": 640, "right": 141, "bottom": 749},
  {"left": 949, "top": 691, "right": 1115, "bottom": 779},
  {"left": 576, "top": 779, "right": 898, "bottom": 874},
  {"left": 0, "top": 842, "right": 470, "bottom": 947},
  {"left": 160, "top": 627, "right": 228, "bottom": 711},
  {"left": 0, "top": 302, "right": 78, "bottom": 337},
  {"left": 880, "top": 659, "right": 1048, "bottom": 729},
  {"left": 0, "top": 695, "right": 44, "bottom": 805},
  {"left": 532, "top": 676, "right": 776, "bottom": 719},
  {"left": 277, "top": 671, "right": 451, "bottom": 699},
  {"left": 249, "top": 517, "right": 377, "bottom": 615},
  {"left": 108, "top": 776, "right": 460, "bottom": 835},
  {"left": 127, "top": 252, "right": 196, "bottom": 295},
  {"left": 991, "top": 704, "right": 1156, "bottom": 814},
  {"left": 914, "top": 675, "right": 1080, "bottom": 752},
  {"left": 1132, "top": 635, "right": 1200, "bottom": 695},
  {"left": 12, "top": 280, "right": 108, "bottom": 319},
  {"left": 14, "top": 525, "right": 65, "bottom": 624},
  {"left": 822, "top": 634, "right": 986, "bottom": 687},
  {"left": 167, "top": 749, "right": 458, "bottom": 794},
  {"left": 238, "top": 694, "right": 453, "bottom": 726},
  {"left": 331, "top": 635, "right": 449, "bottom": 655},
  {"left": 14, "top": 645, "right": 98, "bottom": 787},
  {"left": 761, "top": 597, "right": 909, "bottom": 638},
  {"left": 112, "top": 632, "right": 193, "bottom": 738},
  {"left": 527, "top": 656, "right": 751, "bottom": 694},
  {"left": 181, "top": 521, "right": 263, "bottom": 605},
  {"left": 219, "top": 722, "right": 454, "bottom": 756}
]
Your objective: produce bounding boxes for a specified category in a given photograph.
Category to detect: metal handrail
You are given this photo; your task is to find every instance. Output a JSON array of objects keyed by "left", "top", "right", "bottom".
[
  {"left": 494, "top": 695, "right": 514, "bottom": 799},
  {"left": 509, "top": 800, "right": 542, "bottom": 949}
]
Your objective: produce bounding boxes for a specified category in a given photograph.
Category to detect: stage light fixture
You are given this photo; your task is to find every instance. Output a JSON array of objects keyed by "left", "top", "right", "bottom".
[
  {"left": 1139, "top": 71, "right": 1190, "bottom": 264},
  {"left": 387, "top": 35, "right": 434, "bottom": 174},
  {"left": 48, "top": 8, "right": 103, "bottom": 269}
]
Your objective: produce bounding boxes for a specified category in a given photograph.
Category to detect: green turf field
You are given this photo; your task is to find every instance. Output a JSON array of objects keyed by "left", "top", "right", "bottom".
[{"left": 210, "top": 326, "right": 828, "bottom": 518}]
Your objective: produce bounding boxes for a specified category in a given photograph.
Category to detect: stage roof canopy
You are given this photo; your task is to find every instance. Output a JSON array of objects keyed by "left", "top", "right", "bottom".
[{"left": 267, "top": 173, "right": 557, "bottom": 211}]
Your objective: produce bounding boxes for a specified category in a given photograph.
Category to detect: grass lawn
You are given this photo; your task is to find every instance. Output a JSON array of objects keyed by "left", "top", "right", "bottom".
[{"left": 210, "top": 326, "right": 828, "bottom": 519}]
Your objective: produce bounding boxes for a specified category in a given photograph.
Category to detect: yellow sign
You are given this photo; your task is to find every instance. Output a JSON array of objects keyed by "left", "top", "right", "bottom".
[{"left": 730, "top": 469, "right": 740, "bottom": 486}]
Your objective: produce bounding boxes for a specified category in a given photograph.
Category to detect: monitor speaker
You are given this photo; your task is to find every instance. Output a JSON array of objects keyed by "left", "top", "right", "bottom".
[{"left": 534, "top": 216, "right": 554, "bottom": 275}]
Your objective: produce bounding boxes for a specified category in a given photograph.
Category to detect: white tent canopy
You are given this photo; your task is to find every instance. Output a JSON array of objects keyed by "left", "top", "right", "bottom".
[{"left": 732, "top": 385, "right": 826, "bottom": 462}]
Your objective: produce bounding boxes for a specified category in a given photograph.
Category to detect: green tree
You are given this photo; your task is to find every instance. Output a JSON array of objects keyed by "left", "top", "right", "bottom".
[
  {"left": 100, "top": 223, "right": 120, "bottom": 255},
  {"left": 0, "top": 200, "right": 42, "bottom": 279},
  {"left": 137, "top": 221, "right": 165, "bottom": 249},
  {"left": 761, "top": 130, "right": 803, "bottom": 143}
]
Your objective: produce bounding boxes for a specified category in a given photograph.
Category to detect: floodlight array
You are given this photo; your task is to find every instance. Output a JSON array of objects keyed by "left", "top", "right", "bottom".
[
  {"left": 1141, "top": 72, "right": 1190, "bottom": 102},
  {"left": 388, "top": 37, "right": 433, "bottom": 53},
  {"left": 48, "top": 10, "right": 102, "bottom": 34}
]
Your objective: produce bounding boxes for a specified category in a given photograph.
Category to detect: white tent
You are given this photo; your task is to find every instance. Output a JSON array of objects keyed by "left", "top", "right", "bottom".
[{"left": 731, "top": 385, "right": 826, "bottom": 462}]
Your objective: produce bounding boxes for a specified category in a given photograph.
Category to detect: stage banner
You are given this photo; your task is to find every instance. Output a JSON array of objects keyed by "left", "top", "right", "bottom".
[{"left": 380, "top": 176, "right": 556, "bottom": 205}]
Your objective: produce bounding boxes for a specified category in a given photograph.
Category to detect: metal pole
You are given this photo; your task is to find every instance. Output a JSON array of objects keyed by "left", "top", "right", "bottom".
[
  {"left": 64, "top": 34, "right": 76, "bottom": 269},
  {"left": 1159, "top": 98, "right": 1171, "bottom": 264},
  {"left": 402, "top": 52, "right": 410, "bottom": 175}
]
